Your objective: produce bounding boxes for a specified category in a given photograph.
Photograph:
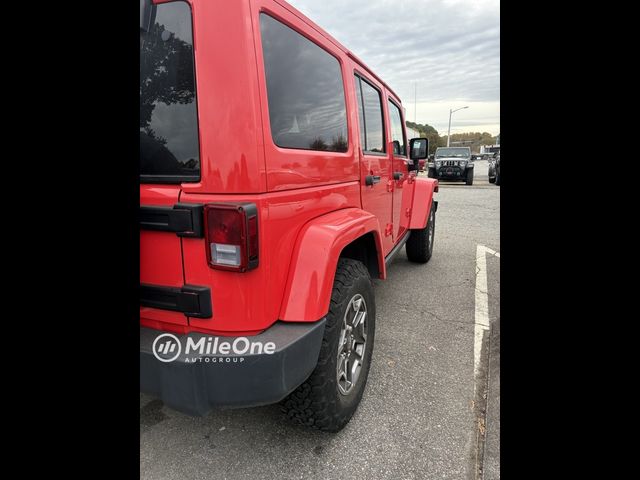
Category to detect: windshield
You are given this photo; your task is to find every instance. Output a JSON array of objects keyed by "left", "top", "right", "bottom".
[
  {"left": 140, "top": 1, "right": 200, "bottom": 183},
  {"left": 435, "top": 148, "right": 470, "bottom": 158}
]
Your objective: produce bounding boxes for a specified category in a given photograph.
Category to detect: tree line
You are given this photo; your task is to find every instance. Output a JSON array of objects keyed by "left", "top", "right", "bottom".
[{"left": 406, "top": 121, "right": 497, "bottom": 154}]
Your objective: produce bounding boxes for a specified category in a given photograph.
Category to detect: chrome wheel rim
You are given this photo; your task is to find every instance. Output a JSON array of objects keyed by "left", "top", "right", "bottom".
[{"left": 337, "top": 294, "right": 367, "bottom": 395}]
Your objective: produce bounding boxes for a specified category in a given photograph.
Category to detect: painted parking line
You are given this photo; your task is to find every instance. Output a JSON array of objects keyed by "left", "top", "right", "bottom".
[
  {"left": 473, "top": 244, "right": 500, "bottom": 478},
  {"left": 474, "top": 244, "right": 500, "bottom": 385}
]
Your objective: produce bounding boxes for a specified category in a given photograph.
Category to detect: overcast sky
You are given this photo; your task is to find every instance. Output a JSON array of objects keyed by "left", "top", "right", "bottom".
[{"left": 287, "top": 0, "right": 500, "bottom": 136}]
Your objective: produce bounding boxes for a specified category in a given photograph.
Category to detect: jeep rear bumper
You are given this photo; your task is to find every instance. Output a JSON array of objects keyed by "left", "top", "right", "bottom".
[{"left": 140, "top": 319, "right": 325, "bottom": 416}]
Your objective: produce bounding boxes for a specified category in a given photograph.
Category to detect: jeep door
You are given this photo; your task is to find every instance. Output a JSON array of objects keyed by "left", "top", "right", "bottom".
[
  {"left": 353, "top": 72, "right": 395, "bottom": 255},
  {"left": 387, "top": 98, "right": 411, "bottom": 242}
]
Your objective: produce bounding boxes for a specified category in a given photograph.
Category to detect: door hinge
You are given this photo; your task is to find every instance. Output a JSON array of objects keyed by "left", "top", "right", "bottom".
[
  {"left": 405, "top": 207, "right": 412, "bottom": 218},
  {"left": 385, "top": 223, "right": 393, "bottom": 237},
  {"left": 387, "top": 180, "right": 394, "bottom": 192}
]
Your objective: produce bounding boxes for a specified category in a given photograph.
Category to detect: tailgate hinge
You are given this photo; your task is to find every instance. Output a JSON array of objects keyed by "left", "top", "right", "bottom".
[{"left": 140, "top": 203, "right": 204, "bottom": 238}]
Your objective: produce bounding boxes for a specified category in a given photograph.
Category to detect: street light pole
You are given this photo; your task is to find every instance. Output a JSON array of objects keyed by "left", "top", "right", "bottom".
[{"left": 447, "top": 106, "right": 469, "bottom": 147}]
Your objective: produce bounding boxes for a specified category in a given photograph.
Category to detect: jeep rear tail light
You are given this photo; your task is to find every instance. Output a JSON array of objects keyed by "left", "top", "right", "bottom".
[{"left": 204, "top": 203, "right": 259, "bottom": 272}]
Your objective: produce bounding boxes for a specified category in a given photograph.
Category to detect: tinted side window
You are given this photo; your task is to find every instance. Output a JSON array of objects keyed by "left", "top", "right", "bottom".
[
  {"left": 355, "top": 76, "right": 385, "bottom": 154},
  {"left": 354, "top": 77, "right": 366, "bottom": 151},
  {"left": 388, "top": 100, "right": 406, "bottom": 156},
  {"left": 140, "top": 1, "right": 200, "bottom": 182},
  {"left": 260, "top": 14, "right": 348, "bottom": 152}
]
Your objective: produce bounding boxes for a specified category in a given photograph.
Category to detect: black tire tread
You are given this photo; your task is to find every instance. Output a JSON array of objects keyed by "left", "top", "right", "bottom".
[
  {"left": 406, "top": 204, "right": 435, "bottom": 263},
  {"left": 281, "top": 258, "right": 372, "bottom": 432}
]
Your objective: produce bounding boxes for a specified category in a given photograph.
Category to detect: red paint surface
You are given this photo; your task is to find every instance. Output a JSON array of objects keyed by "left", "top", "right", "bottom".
[{"left": 141, "top": 0, "right": 437, "bottom": 335}]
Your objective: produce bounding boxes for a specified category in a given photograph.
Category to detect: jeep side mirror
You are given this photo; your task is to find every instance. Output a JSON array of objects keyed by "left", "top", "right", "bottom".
[{"left": 409, "top": 138, "right": 428, "bottom": 161}]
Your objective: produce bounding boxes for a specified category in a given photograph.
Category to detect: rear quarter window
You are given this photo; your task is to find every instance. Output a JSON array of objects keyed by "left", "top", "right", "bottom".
[
  {"left": 140, "top": 1, "right": 200, "bottom": 183},
  {"left": 260, "top": 14, "right": 348, "bottom": 153}
]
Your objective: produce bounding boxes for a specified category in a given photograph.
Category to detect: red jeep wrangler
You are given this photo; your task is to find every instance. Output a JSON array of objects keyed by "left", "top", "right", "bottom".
[{"left": 140, "top": 0, "right": 438, "bottom": 432}]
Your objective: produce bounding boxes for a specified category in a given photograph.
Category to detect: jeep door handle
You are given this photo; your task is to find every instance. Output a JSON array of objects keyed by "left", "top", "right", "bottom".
[
  {"left": 393, "top": 171, "right": 403, "bottom": 180},
  {"left": 365, "top": 175, "right": 381, "bottom": 186}
]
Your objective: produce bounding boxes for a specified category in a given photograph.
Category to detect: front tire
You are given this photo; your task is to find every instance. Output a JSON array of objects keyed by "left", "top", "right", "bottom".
[
  {"left": 406, "top": 202, "right": 436, "bottom": 263},
  {"left": 281, "top": 258, "right": 375, "bottom": 432},
  {"left": 465, "top": 168, "right": 474, "bottom": 185},
  {"left": 495, "top": 168, "right": 500, "bottom": 185}
]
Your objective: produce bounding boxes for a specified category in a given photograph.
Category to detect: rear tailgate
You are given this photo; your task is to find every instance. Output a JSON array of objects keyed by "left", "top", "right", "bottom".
[
  {"left": 140, "top": 186, "right": 189, "bottom": 327},
  {"left": 140, "top": 1, "right": 203, "bottom": 328}
]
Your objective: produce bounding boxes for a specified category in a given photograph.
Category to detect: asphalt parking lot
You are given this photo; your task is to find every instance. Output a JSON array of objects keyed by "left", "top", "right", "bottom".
[{"left": 140, "top": 160, "right": 500, "bottom": 480}]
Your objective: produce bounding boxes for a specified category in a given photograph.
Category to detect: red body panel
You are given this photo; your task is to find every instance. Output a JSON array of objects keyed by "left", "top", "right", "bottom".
[
  {"left": 408, "top": 177, "right": 439, "bottom": 230},
  {"left": 279, "top": 208, "right": 384, "bottom": 321},
  {"left": 140, "top": 185, "right": 188, "bottom": 327},
  {"left": 180, "top": 0, "right": 267, "bottom": 195},
  {"left": 180, "top": 183, "right": 361, "bottom": 334},
  {"left": 390, "top": 154, "right": 411, "bottom": 242},
  {"left": 358, "top": 145, "right": 394, "bottom": 255},
  {"left": 140, "top": 0, "right": 438, "bottom": 335}
]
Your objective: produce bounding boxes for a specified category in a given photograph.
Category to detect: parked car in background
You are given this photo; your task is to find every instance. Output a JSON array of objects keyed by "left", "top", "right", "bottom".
[
  {"left": 428, "top": 146, "right": 475, "bottom": 185},
  {"left": 488, "top": 154, "right": 500, "bottom": 185}
]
